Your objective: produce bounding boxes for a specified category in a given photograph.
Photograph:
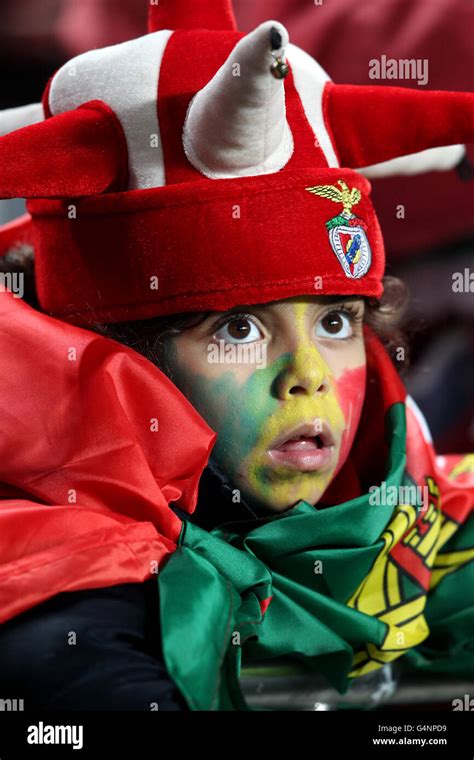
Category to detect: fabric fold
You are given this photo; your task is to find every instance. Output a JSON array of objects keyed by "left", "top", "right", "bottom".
[{"left": 0, "top": 291, "right": 216, "bottom": 622}]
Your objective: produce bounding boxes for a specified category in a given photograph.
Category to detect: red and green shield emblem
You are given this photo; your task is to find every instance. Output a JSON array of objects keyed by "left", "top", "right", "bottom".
[{"left": 306, "top": 179, "right": 372, "bottom": 279}]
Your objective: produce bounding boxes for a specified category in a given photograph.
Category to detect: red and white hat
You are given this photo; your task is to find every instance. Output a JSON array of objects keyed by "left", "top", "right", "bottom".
[{"left": 0, "top": 0, "right": 473, "bottom": 324}]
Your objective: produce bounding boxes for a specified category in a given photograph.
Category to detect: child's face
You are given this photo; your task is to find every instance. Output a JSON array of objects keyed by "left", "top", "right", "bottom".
[{"left": 163, "top": 296, "right": 367, "bottom": 513}]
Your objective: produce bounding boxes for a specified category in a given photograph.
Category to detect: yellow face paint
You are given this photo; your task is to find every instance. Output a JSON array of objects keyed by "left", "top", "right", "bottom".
[{"left": 242, "top": 303, "right": 346, "bottom": 507}]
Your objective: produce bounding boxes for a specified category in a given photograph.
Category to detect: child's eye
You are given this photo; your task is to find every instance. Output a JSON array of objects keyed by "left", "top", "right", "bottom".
[
  {"left": 214, "top": 316, "right": 263, "bottom": 344},
  {"left": 315, "top": 310, "right": 355, "bottom": 340}
]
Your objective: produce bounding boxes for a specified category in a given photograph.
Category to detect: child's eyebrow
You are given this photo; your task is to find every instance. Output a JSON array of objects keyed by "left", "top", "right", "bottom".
[{"left": 218, "top": 296, "right": 365, "bottom": 317}]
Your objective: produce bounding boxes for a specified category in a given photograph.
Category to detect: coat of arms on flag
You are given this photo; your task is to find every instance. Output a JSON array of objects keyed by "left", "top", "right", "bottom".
[{"left": 306, "top": 179, "right": 372, "bottom": 279}]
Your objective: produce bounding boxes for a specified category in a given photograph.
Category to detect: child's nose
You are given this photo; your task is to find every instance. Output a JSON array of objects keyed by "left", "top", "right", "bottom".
[{"left": 275, "top": 345, "right": 330, "bottom": 400}]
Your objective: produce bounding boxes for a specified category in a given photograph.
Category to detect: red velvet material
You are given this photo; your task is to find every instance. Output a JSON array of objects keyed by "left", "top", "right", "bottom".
[
  {"left": 148, "top": 0, "right": 237, "bottom": 33},
  {"left": 29, "top": 168, "right": 385, "bottom": 325},
  {"left": 0, "top": 101, "right": 129, "bottom": 198},
  {"left": 0, "top": 290, "right": 216, "bottom": 623},
  {"left": 324, "top": 82, "right": 474, "bottom": 168}
]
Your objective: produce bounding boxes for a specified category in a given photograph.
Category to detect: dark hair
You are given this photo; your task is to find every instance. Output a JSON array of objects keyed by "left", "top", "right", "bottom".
[{"left": 1, "top": 244, "right": 411, "bottom": 373}]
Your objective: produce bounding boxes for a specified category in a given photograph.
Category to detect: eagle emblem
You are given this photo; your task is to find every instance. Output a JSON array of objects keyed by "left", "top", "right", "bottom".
[{"left": 306, "top": 180, "right": 372, "bottom": 279}]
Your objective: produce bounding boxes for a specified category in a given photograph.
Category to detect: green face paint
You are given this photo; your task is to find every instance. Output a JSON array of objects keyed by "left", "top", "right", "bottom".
[
  {"left": 162, "top": 332, "right": 348, "bottom": 511},
  {"left": 164, "top": 345, "right": 286, "bottom": 474}
]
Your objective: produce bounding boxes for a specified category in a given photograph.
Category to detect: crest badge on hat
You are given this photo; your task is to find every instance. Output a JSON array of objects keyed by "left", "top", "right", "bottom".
[{"left": 306, "top": 180, "right": 372, "bottom": 279}]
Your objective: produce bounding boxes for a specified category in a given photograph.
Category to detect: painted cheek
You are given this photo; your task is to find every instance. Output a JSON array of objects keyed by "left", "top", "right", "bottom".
[
  {"left": 334, "top": 364, "right": 367, "bottom": 474},
  {"left": 181, "top": 358, "right": 289, "bottom": 479},
  {"left": 243, "top": 347, "right": 347, "bottom": 501}
]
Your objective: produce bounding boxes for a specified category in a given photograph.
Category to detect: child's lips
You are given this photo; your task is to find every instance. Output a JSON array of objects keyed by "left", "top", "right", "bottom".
[
  {"left": 276, "top": 437, "right": 321, "bottom": 451},
  {"left": 267, "top": 420, "right": 336, "bottom": 472}
]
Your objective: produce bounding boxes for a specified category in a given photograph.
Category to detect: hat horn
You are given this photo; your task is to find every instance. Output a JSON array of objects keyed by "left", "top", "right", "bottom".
[
  {"left": 325, "top": 83, "right": 474, "bottom": 174},
  {"left": 0, "top": 101, "right": 128, "bottom": 199},
  {"left": 182, "top": 20, "right": 294, "bottom": 179}
]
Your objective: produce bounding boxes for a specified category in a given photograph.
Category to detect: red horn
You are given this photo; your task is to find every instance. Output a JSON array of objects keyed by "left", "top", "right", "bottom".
[
  {"left": 0, "top": 101, "right": 129, "bottom": 200},
  {"left": 324, "top": 83, "right": 474, "bottom": 169}
]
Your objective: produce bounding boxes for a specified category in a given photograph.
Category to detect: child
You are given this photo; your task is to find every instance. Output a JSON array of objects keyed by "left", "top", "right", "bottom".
[{"left": 0, "top": 0, "right": 472, "bottom": 712}]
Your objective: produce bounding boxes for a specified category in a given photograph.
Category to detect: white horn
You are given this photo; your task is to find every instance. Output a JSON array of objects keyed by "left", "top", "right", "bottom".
[
  {"left": 182, "top": 20, "right": 294, "bottom": 179},
  {"left": 0, "top": 103, "right": 44, "bottom": 137},
  {"left": 359, "top": 144, "right": 466, "bottom": 178}
]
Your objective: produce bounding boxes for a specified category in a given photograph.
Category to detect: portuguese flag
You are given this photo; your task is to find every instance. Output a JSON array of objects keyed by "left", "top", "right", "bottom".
[{"left": 0, "top": 292, "right": 472, "bottom": 711}]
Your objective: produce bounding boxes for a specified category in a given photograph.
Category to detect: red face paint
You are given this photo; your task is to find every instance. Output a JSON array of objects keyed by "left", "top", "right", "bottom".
[{"left": 333, "top": 364, "right": 367, "bottom": 477}]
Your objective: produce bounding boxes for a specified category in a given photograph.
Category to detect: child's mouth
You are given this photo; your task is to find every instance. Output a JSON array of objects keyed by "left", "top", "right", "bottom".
[{"left": 267, "top": 421, "right": 336, "bottom": 472}]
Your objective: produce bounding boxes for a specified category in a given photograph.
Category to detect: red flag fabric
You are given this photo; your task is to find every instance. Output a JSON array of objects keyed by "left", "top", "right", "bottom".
[{"left": 0, "top": 290, "right": 215, "bottom": 623}]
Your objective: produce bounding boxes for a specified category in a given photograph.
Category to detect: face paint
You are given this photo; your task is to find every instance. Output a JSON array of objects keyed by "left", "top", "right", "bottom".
[
  {"left": 240, "top": 303, "right": 347, "bottom": 508},
  {"left": 164, "top": 299, "right": 367, "bottom": 512},
  {"left": 333, "top": 364, "right": 367, "bottom": 477}
]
